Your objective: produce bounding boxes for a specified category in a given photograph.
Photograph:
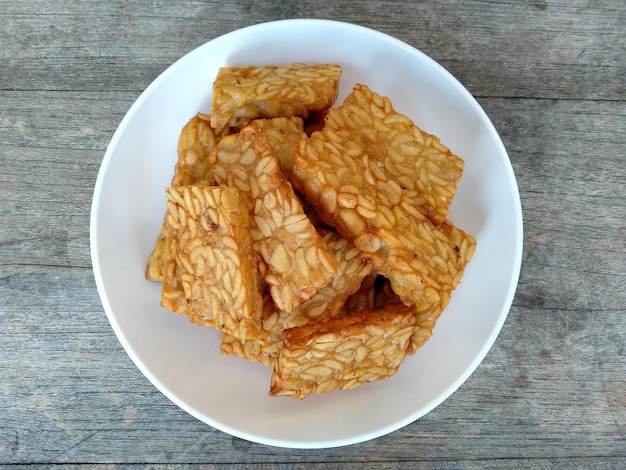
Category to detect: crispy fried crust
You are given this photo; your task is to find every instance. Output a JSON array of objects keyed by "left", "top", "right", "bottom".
[
  {"left": 269, "top": 303, "right": 415, "bottom": 399},
  {"left": 324, "top": 84, "right": 464, "bottom": 225},
  {"left": 146, "top": 113, "right": 228, "bottom": 282},
  {"left": 210, "top": 63, "right": 342, "bottom": 130},
  {"left": 145, "top": 229, "right": 170, "bottom": 282},
  {"left": 160, "top": 234, "right": 188, "bottom": 316},
  {"left": 161, "top": 185, "right": 264, "bottom": 339},
  {"left": 291, "top": 123, "right": 475, "bottom": 310},
  {"left": 406, "top": 219, "right": 476, "bottom": 353},
  {"left": 211, "top": 125, "right": 339, "bottom": 312}
]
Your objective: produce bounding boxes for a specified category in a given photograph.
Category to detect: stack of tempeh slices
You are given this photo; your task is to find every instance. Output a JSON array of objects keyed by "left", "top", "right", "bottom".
[{"left": 145, "top": 63, "right": 476, "bottom": 399}]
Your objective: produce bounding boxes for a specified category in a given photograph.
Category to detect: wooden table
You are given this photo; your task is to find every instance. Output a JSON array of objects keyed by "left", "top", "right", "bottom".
[{"left": 1, "top": 1, "right": 624, "bottom": 467}]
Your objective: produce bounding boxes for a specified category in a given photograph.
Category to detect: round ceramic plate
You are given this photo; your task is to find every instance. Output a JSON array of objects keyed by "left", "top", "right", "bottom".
[{"left": 90, "top": 19, "right": 523, "bottom": 448}]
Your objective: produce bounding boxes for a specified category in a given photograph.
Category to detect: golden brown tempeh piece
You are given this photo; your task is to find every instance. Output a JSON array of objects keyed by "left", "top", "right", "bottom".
[
  {"left": 363, "top": 220, "right": 476, "bottom": 353},
  {"left": 291, "top": 124, "right": 475, "bottom": 309},
  {"left": 269, "top": 303, "right": 415, "bottom": 399},
  {"left": 145, "top": 229, "right": 170, "bottom": 283},
  {"left": 160, "top": 235, "right": 189, "bottom": 316},
  {"left": 210, "top": 63, "right": 342, "bottom": 130},
  {"left": 161, "top": 185, "right": 264, "bottom": 339},
  {"left": 324, "top": 84, "right": 464, "bottom": 225},
  {"left": 211, "top": 125, "right": 339, "bottom": 312},
  {"left": 146, "top": 113, "right": 228, "bottom": 282},
  {"left": 264, "top": 230, "right": 373, "bottom": 327}
]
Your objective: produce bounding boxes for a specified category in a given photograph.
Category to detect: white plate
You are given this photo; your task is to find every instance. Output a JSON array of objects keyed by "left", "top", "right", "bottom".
[{"left": 90, "top": 19, "right": 523, "bottom": 448}]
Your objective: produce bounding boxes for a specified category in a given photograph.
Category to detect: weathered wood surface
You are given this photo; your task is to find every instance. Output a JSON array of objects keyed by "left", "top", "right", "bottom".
[{"left": 1, "top": 0, "right": 624, "bottom": 467}]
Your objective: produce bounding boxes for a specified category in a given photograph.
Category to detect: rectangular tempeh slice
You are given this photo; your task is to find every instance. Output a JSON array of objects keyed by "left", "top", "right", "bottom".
[
  {"left": 291, "top": 124, "right": 475, "bottom": 308},
  {"left": 161, "top": 185, "right": 263, "bottom": 339},
  {"left": 211, "top": 125, "right": 339, "bottom": 312},
  {"left": 146, "top": 113, "right": 229, "bottom": 282},
  {"left": 263, "top": 230, "right": 373, "bottom": 328},
  {"left": 220, "top": 230, "right": 374, "bottom": 365},
  {"left": 269, "top": 303, "right": 415, "bottom": 399},
  {"left": 323, "top": 84, "right": 464, "bottom": 225},
  {"left": 210, "top": 63, "right": 342, "bottom": 130}
]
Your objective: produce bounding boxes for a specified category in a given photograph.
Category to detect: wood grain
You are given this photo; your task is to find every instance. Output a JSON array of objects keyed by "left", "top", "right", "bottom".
[{"left": 1, "top": 0, "right": 624, "bottom": 466}]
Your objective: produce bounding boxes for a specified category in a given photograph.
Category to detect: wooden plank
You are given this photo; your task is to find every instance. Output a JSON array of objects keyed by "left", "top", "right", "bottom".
[
  {"left": 0, "top": 2, "right": 623, "bottom": 99},
  {"left": 0, "top": 91, "right": 135, "bottom": 267}
]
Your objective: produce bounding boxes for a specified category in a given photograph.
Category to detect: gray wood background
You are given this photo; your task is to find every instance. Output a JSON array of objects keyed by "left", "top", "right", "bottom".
[{"left": 1, "top": 0, "right": 624, "bottom": 467}]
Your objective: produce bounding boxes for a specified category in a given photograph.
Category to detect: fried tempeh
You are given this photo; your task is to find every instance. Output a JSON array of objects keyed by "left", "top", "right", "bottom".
[
  {"left": 146, "top": 113, "right": 229, "bottom": 282},
  {"left": 211, "top": 125, "right": 339, "bottom": 312},
  {"left": 220, "top": 230, "right": 373, "bottom": 365},
  {"left": 161, "top": 185, "right": 263, "bottom": 339},
  {"left": 362, "top": 220, "right": 476, "bottom": 353},
  {"left": 323, "top": 84, "right": 464, "bottom": 225},
  {"left": 291, "top": 123, "right": 475, "bottom": 309},
  {"left": 269, "top": 302, "right": 415, "bottom": 399},
  {"left": 160, "top": 235, "right": 188, "bottom": 316},
  {"left": 210, "top": 63, "right": 342, "bottom": 131}
]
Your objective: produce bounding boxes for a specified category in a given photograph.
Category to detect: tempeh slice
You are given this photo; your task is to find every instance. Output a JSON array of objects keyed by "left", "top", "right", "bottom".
[
  {"left": 146, "top": 113, "right": 228, "bottom": 282},
  {"left": 161, "top": 185, "right": 263, "bottom": 339},
  {"left": 269, "top": 303, "right": 415, "bottom": 399},
  {"left": 324, "top": 84, "right": 464, "bottom": 225},
  {"left": 221, "top": 230, "right": 373, "bottom": 365},
  {"left": 210, "top": 63, "right": 342, "bottom": 130},
  {"left": 211, "top": 125, "right": 339, "bottom": 312},
  {"left": 263, "top": 230, "right": 373, "bottom": 328}
]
